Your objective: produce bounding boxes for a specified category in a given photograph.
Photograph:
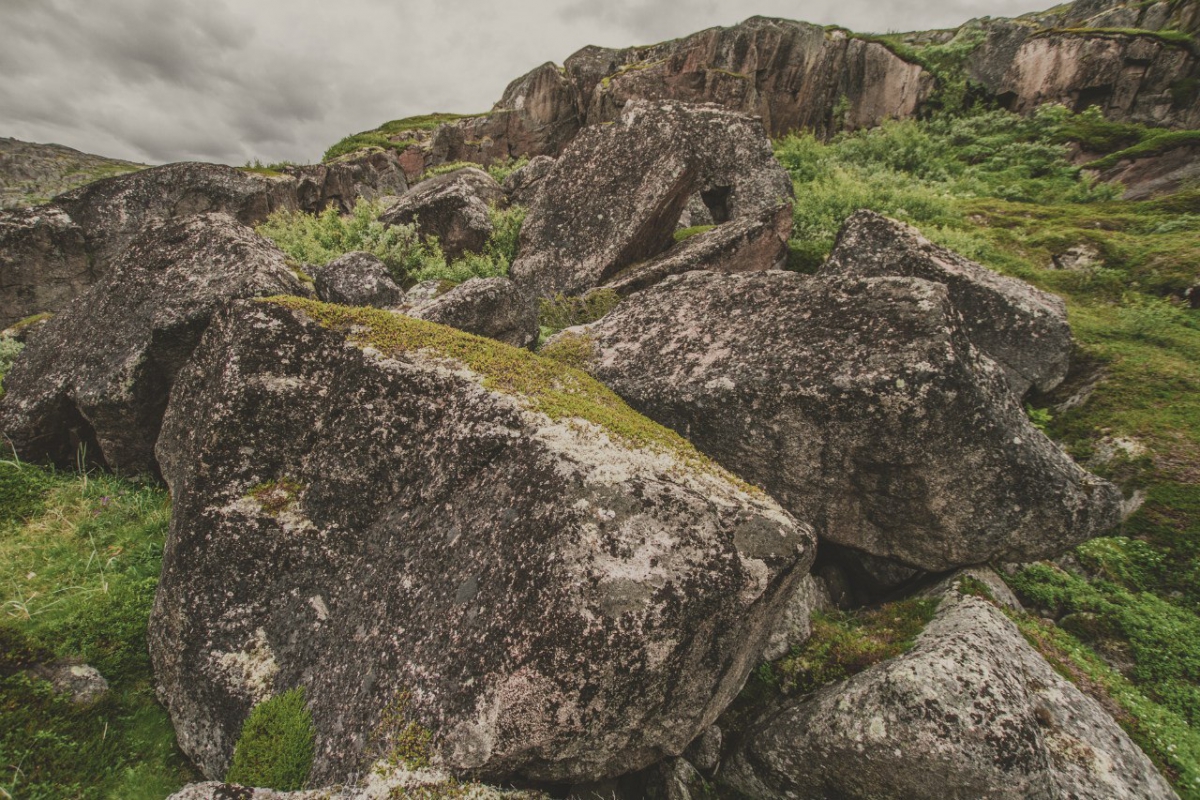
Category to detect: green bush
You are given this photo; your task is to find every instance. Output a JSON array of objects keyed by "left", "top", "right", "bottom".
[
  {"left": 257, "top": 201, "right": 526, "bottom": 288},
  {"left": 537, "top": 289, "right": 622, "bottom": 341},
  {"left": 226, "top": 687, "right": 315, "bottom": 790}
]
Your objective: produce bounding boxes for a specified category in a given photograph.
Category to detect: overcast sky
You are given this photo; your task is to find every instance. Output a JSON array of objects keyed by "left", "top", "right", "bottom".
[{"left": 2, "top": 0, "right": 1052, "bottom": 166}]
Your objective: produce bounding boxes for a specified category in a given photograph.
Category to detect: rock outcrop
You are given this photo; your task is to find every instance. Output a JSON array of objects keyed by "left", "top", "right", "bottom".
[
  {"left": 720, "top": 582, "right": 1180, "bottom": 800},
  {"left": 0, "top": 153, "right": 406, "bottom": 327},
  {"left": 824, "top": 211, "right": 1073, "bottom": 397},
  {"left": 312, "top": 251, "right": 405, "bottom": 308},
  {"left": 0, "top": 213, "right": 310, "bottom": 474},
  {"left": 380, "top": 168, "right": 505, "bottom": 259},
  {"left": 409, "top": 277, "right": 538, "bottom": 348},
  {"left": 511, "top": 101, "right": 793, "bottom": 298},
  {"left": 0, "top": 207, "right": 91, "bottom": 329},
  {"left": 570, "top": 270, "right": 1122, "bottom": 571},
  {"left": 0, "top": 136, "right": 144, "bottom": 209},
  {"left": 149, "top": 297, "right": 815, "bottom": 785}
]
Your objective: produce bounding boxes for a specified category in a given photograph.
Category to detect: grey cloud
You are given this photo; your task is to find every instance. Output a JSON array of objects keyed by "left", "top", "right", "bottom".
[{"left": 3, "top": 0, "right": 1054, "bottom": 167}]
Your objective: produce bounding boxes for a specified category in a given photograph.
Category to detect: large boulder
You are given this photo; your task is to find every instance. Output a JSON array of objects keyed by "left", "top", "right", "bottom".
[
  {"left": 570, "top": 270, "right": 1122, "bottom": 571},
  {"left": 510, "top": 100, "right": 793, "bottom": 298},
  {"left": 53, "top": 162, "right": 299, "bottom": 270},
  {"left": 502, "top": 155, "right": 556, "bottom": 206},
  {"left": 0, "top": 206, "right": 91, "bottom": 328},
  {"left": 312, "top": 251, "right": 405, "bottom": 308},
  {"left": 824, "top": 211, "right": 1072, "bottom": 397},
  {"left": 380, "top": 168, "right": 506, "bottom": 259},
  {"left": 720, "top": 581, "right": 1179, "bottom": 800},
  {"left": 0, "top": 213, "right": 310, "bottom": 475},
  {"left": 603, "top": 203, "right": 792, "bottom": 297},
  {"left": 149, "top": 297, "right": 815, "bottom": 785},
  {"left": 409, "top": 276, "right": 538, "bottom": 348}
]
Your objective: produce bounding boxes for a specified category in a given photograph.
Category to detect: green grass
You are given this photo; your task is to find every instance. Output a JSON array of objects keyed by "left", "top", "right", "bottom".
[
  {"left": 1032, "top": 26, "right": 1197, "bottom": 47},
  {"left": 0, "top": 461, "right": 195, "bottom": 799},
  {"left": 1086, "top": 130, "right": 1200, "bottom": 170},
  {"left": 225, "top": 687, "right": 314, "bottom": 791},
  {"left": 673, "top": 225, "right": 715, "bottom": 242}
]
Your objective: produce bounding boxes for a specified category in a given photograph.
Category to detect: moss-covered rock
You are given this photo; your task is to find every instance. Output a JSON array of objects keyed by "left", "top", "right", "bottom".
[{"left": 149, "top": 297, "right": 815, "bottom": 786}]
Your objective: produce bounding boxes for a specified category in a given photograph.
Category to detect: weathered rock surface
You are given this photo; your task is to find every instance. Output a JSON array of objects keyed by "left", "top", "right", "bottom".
[
  {"left": 720, "top": 583, "right": 1179, "bottom": 800},
  {"left": 380, "top": 168, "right": 505, "bottom": 259},
  {"left": 149, "top": 298, "right": 815, "bottom": 785},
  {"left": 0, "top": 213, "right": 310, "bottom": 474},
  {"left": 409, "top": 277, "right": 538, "bottom": 348},
  {"left": 969, "top": 23, "right": 1200, "bottom": 129},
  {"left": 502, "top": 155, "right": 556, "bottom": 206},
  {"left": 824, "top": 211, "right": 1072, "bottom": 397},
  {"left": 0, "top": 206, "right": 92, "bottom": 329},
  {"left": 168, "top": 765, "right": 547, "bottom": 800},
  {"left": 511, "top": 101, "right": 793, "bottom": 298},
  {"left": 572, "top": 270, "right": 1122, "bottom": 571},
  {"left": 603, "top": 203, "right": 792, "bottom": 297},
  {"left": 312, "top": 251, "right": 405, "bottom": 308}
]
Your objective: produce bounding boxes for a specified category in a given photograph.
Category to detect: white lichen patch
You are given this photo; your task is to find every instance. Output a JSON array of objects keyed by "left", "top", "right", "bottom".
[{"left": 212, "top": 627, "right": 278, "bottom": 703}]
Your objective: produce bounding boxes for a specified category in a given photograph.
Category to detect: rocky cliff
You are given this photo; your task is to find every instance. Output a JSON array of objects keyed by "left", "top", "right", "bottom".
[{"left": 327, "top": 0, "right": 1199, "bottom": 180}]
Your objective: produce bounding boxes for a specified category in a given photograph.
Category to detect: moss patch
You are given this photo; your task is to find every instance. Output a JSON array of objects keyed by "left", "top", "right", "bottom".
[
  {"left": 770, "top": 598, "right": 941, "bottom": 696},
  {"left": 261, "top": 297, "right": 748, "bottom": 489},
  {"left": 247, "top": 478, "right": 305, "bottom": 517},
  {"left": 539, "top": 332, "right": 597, "bottom": 371},
  {"left": 373, "top": 690, "right": 432, "bottom": 771},
  {"left": 673, "top": 224, "right": 715, "bottom": 242},
  {"left": 226, "top": 687, "right": 315, "bottom": 791}
]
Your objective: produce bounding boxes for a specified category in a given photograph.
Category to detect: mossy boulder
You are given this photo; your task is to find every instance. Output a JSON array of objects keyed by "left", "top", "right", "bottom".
[
  {"left": 569, "top": 270, "right": 1122, "bottom": 571},
  {"left": 408, "top": 277, "right": 538, "bottom": 349},
  {"left": 149, "top": 297, "right": 815, "bottom": 786},
  {"left": 720, "top": 581, "right": 1179, "bottom": 799}
]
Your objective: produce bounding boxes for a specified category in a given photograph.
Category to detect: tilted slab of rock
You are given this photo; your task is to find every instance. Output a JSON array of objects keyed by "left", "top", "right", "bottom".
[
  {"left": 720, "top": 581, "right": 1179, "bottom": 800},
  {"left": 380, "top": 167, "right": 505, "bottom": 259},
  {"left": 0, "top": 206, "right": 91, "bottom": 329},
  {"left": 571, "top": 270, "right": 1121, "bottom": 571},
  {"left": 409, "top": 276, "right": 538, "bottom": 349},
  {"left": 312, "top": 251, "right": 405, "bottom": 308},
  {"left": 603, "top": 203, "right": 792, "bottom": 297},
  {"left": 824, "top": 211, "right": 1072, "bottom": 397},
  {"left": 0, "top": 213, "right": 310, "bottom": 474},
  {"left": 510, "top": 100, "right": 793, "bottom": 298},
  {"left": 149, "top": 297, "right": 815, "bottom": 785}
]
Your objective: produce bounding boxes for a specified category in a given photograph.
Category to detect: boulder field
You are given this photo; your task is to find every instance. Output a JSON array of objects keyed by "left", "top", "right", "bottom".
[{"left": 0, "top": 38, "right": 1174, "bottom": 796}]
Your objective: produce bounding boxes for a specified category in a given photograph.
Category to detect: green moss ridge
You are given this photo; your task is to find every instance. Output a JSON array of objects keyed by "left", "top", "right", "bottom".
[
  {"left": 5, "top": 312, "right": 54, "bottom": 333},
  {"left": 600, "top": 59, "right": 667, "bottom": 89},
  {"left": 260, "top": 297, "right": 754, "bottom": 491},
  {"left": 674, "top": 224, "right": 716, "bottom": 242},
  {"left": 1032, "top": 26, "right": 1196, "bottom": 48},
  {"left": 1085, "top": 129, "right": 1200, "bottom": 170}
]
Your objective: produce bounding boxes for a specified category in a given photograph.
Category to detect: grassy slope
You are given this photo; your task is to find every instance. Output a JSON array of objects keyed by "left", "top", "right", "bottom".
[
  {"left": 0, "top": 462, "right": 196, "bottom": 799},
  {"left": 774, "top": 103, "right": 1200, "bottom": 796}
]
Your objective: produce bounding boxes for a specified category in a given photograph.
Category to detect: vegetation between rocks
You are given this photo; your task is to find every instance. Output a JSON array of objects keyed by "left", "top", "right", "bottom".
[
  {"left": 255, "top": 199, "right": 526, "bottom": 288},
  {"left": 322, "top": 113, "right": 485, "bottom": 162}
]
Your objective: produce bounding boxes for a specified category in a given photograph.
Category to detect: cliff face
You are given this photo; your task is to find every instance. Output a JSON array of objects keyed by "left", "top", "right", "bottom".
[
  {"left": 336, "top": 0, "right": 1199, "bottom": 179},
  {"left": 968, "top": 24, "right": 1200, "bottom": 128}
]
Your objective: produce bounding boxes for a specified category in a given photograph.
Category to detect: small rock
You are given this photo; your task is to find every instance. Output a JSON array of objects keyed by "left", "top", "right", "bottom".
[
  {"left": 312, "top": 251, "right": 405, "bottom": 308},
  {"left": 380, "top": 167, "right": 505, "bottom": 259},
  {"left": 409, "top": 276, "right": 538, "bottom": 348},
  {"left": 502, "top": 155, "right": 556, "bottom": 206},
  {"left": 32, "top": 659, "right": 109, "bottom": 704},
  {"left": 1051, "top": 243, "right": 1104, "bottom": 272}
]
